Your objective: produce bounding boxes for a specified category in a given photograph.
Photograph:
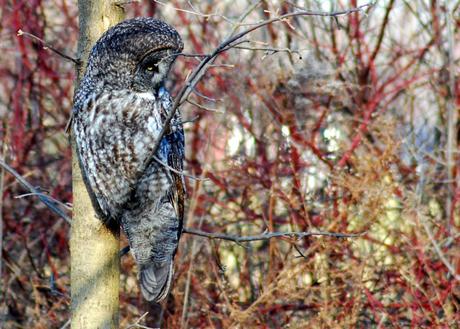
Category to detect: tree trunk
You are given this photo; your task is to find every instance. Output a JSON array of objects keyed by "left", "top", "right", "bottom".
[{"left": 71, "top": 2, "right": 124, "bottom": 328}]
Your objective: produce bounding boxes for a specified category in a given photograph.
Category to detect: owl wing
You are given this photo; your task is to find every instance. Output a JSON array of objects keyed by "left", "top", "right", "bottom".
[
  {"left": 72, "top": 91, "right": 168, "bottom": 222},
  {"left": 73, "top": 90, "right": 185, "bottom": 302},
  {"left": 128, "top": 98, "right": 185, "bottom": 302},
  {"left": 164, "top": 124, "right": 186, "bottom": 232},
  {"left": 136, "top": 126, "right": 185, "bottom": 302},
  {"left": 156, "top": 87, "right": 186, "bottom": 222}
]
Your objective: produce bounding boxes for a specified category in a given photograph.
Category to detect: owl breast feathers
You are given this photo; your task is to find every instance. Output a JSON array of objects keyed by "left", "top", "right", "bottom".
[{"left": 72, "top": 17, "right": 185, "bottom": 302}]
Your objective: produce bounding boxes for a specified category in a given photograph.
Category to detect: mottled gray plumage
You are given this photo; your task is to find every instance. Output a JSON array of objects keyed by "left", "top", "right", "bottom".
[{"left": 72, "top": 17, "right": 185, "bottom": 302}]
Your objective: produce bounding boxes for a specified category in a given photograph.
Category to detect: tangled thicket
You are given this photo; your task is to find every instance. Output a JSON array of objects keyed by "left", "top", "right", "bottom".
[{"left": 0, "top": 1, "right": 459, "bottom": 328}]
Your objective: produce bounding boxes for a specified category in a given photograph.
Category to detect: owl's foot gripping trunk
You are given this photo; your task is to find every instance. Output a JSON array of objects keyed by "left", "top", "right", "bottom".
[{"left": 139, "top": 261, "right": 174, "bottom": 302}]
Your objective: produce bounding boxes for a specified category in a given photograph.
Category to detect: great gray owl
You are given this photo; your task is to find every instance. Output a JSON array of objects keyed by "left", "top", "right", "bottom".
[{"left": 72, "top": 17, "right": 185, "bottom": 302}]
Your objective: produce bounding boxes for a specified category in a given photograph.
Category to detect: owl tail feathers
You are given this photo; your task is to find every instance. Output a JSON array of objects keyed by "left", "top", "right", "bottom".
[{"left": 139, "top": 262, "right": 174, "bottom": 302}]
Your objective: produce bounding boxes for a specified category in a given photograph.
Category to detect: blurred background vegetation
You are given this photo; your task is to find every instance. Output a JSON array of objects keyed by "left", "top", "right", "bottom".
[{"left": 0, "top": 0, "right": 459, "bottom": 328}]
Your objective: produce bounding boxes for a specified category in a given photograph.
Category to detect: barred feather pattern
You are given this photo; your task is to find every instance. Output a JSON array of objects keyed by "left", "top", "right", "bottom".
[
  {"left": 73, "top": 88, "right": 184, "bottom": 301},
  {"left": 72, "top": 17, "right": 185, "bottom": 302}
]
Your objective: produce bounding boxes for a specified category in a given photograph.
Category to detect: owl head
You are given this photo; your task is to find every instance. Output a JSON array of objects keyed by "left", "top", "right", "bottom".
[{"left": 83, "top": 17, "right": 183, "bottom": 94}]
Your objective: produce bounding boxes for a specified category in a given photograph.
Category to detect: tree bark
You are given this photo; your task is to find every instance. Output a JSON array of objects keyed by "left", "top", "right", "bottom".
[{"left": 71, "top": 2, "right": 124, "bottom": 328}]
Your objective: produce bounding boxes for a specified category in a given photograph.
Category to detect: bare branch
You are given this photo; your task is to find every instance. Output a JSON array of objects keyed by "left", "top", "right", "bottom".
[
  {"left": 418, "top": 210, "right": 460, "bottom": 281},
  {"left": 173, "top": 40, "right": 251, "bottom": 60},
  {"left": 152, "top": 155, "right": 209, "bottom": 181},
  {"left": 126, "top": 312, "right": 153, "bottom": 329},
  {"left": 59, "top": 319, "right": 71, "bottom": 329},
  {"left": 14, "top": 192, "right": 72, "bottom": 210},
  {"left": 233, "top": 45, "right": 302, "bottom": 57},
  {"left": 183, "top": 227, "right": 366, "bottom": 243},
  {"left": 293, "top": 244, "right": 307, "bottom": 258},
  {"left": 17, "top": 30, "right": 80, "bottom": 65},
  {"left": 153, "top": 0, "right": 234, "bottom": 24},
  {"left": 370, "top": 0, "right": 395, "bottom": 62},
  {"left": 119, "top": 245, "right": 130, "bottom": 258},
  {"left": 181, "top": 116, "right": 200, "bottom": 124},
  {"left": 0, "top": 160, "right": 71, "bottom": 224},
  {"left": 185, "top": 99, "right": 223, "bottom": 113},
  {"left": 118, "top": 226, "right": 364, "bottom": 250},
  {"left": 177, "top": 52, "right": 209, "bottom": 58},
  {"left": 192, "top": 88, "right": 219, "bottom": 103}
]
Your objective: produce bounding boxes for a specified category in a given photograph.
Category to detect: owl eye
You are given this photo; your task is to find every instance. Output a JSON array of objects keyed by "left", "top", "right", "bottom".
[{"left": 144, "top": 60, "right": 160, "bottom": 73}]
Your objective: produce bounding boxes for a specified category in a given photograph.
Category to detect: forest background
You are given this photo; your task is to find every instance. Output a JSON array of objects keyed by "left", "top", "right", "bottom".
[{"left": 0, "top": 0, "right": 459, "bottom": 328}]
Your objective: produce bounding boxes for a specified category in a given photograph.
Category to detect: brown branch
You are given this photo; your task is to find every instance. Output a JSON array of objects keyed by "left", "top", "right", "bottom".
[
  {"left": 14, "top": 192, "right": 72, "bottom": 210},
  {"left": 153, "top": 0, "right": 233, "bottom": 23},
  {"left": 152, "top": 155, "right": 209, "bottom": 181},
  {"left": 233, "top": 45, "right": 302, "bottom": 57},
  {"left": 191, "top": 88, "right": 220, "bottom": 102},
  {"left": 182, "top": 227, "right": 366, "bottom": 243},
  {"left": 181, "top": 115, "right": 200, "bottom": 124},
  {"left": 119, "top": 227, "right": 364, "bottom": 254},
  {"left": 0, "top": 160, "right": 71, "bottom": 224},
  {"left": 17, "top": 29, "right": 80, "bottom": 65},
  {"left": 370, "top": 0, "right": 395, "bottom": 62},
  {"left": 126, "top": 312, "right": 153, "bottom": 329},
  {"left": 417, "top": 209, "right": 460, "bottom": 281},
  {"left": 173, "top": 40, "right": 251, "bottom": 60},
  {"left": 176, "top": 52, "right": 209, "bottom": 58},
  {"left": 59, "top": 319, "right": 71, "bottom": 329},
  {"left": 185, "top": 99, "right": 223, "bottom": 113}
]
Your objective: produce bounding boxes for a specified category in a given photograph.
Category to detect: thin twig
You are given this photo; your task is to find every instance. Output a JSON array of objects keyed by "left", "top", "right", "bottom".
[
  {"left": 418, "top": 210, "right": 460, "bottom": 281},
  {"left": 119, "top": 245, "right": 130, "bottom": 258},
  {"left": 445, "top": 0, "right": 458, "bottom": 231},
  {"left": 186, "top": 99, "right": 223, "bottom": 113},
  {"left": 207, "top": 63, "right": 235, "bottom": 69},
  {"left": 233, "top": 45, "right": 301, "bottom": 56},
  {"left": 153, "top": 0, "right": 234, "bottom": 24},
  {"left": 17, "top": 30, "right": 80, "bottom": 65},
  {"left": 126, "top": 312, "right": 153, "bottom": 329},
  {"left": 192, "top": 88, "right": 219, "bottom": 103},
  {"left": 0, "top": 160, "right": 71, "bottom": 224},
  {"left": 152, "top": 155, "right": 209, "bottom": 181},
  {"left": 59, "top": 319, "right": 71, "bottom": 329},
  {"left": 0, "top": 144, "right": 5, "bottom": 310},
  {"left": 177, "top": 52, "right": 209, "bottom": 58},
  {"left": 15, "top": 192, "right": 72, "bottom": 210},
  {"left": 175, "top": 41, "right": 251, "bottom": 60},
  {"left": 181, "top": 116, "right": 200, "bottom": 124},
  {"left": 293, "top": 244, "right": 307, "bottom": 258},
  {"left": 182, "top": 227, "right": 365, "bottom": 243}
]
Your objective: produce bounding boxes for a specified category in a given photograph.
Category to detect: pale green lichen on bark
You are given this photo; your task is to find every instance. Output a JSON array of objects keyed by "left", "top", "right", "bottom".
[{"left": 71, "top": 1, "right": 124, "bottom": 328}]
